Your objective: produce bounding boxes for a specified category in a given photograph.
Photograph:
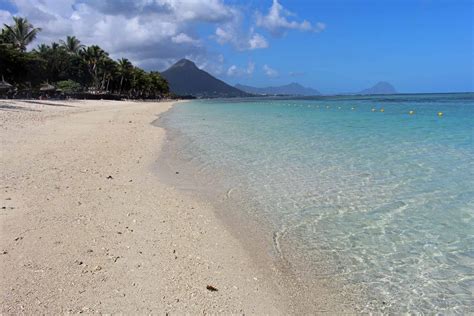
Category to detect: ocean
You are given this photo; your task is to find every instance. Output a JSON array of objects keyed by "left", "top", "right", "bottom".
[{"left": 159, "top": 93, "right": 474, "bottom": 313}]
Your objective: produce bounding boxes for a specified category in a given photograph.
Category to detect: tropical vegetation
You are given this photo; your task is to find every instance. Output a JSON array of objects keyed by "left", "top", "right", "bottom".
[{"left": 0, "top": 16, "right": 169, "bottom": 98}]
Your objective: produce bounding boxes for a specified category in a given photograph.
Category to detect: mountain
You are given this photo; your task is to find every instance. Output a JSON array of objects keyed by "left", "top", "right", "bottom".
[
  {"left": 235, "top": 82, "right": 320, "bottom": 96},
  {"left": 358, "top": 81, "right": 397, "bottom": 95},
  {"left": 161, "top": 59, "right": 248, "bottom": 98}
]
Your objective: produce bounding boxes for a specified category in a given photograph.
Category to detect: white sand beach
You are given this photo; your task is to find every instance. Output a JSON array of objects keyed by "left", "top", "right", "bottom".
[{"left": 0, "top": 99, "right": 288, "bottom": 314}]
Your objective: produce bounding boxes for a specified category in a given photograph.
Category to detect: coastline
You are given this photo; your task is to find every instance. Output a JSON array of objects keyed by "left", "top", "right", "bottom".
[
  {"left": 154, "top": 96, "right": 474, "bottom": 314},
  {"left": 0, "top": 99, "right": 287, "bottom": 314},
  {"left": 155, "top": 101, "right": 361, "bottom": 313}
]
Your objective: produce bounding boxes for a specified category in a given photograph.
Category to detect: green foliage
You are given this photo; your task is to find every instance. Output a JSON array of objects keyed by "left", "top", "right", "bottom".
[
  {"left": 3, "top": 17, "right": 41, "bottom": 52},
  {"left": 117, "top": 58, "right": 133, "bottom": 93},
  {"left": 0, "top": 44, "right": 46, "bottom": 87},
  {"left": 0, "top": 29, "right": 9, "bottom": 44},
  {"left": 56, "top": 80, "right": 83, "bottom": 93},
  {"left": 59, "top": 36, "right": 84, "bottom": 55},
  {"left": 0, "top": 16, "right": 170, "bottom": 98}
]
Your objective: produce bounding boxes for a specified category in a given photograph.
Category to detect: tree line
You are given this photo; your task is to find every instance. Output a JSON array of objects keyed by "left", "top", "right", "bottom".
[{"left": 0, "top": 17, "right": 170, "bottom": 98}]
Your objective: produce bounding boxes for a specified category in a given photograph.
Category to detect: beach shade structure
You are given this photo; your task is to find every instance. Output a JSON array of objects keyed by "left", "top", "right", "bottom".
[
  {"left": 40, "top": 83, "right": 57, "bottom": 92},
  {"left": 0, "top": 76, "right": 13, "bottom": 92}
]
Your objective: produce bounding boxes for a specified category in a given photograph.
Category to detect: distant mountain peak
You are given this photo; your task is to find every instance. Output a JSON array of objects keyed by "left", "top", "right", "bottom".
[
  {"left": 371, "top": 81, "right": 394, "bottom": 89},
  {"left": 358, "top": 81, "right": 397, "bottom": 95},
  {"left": 162, "top": 59, "right": 248, "bottom": 98},
  {"left": 170, "top": 58, "right": 198, "bottom": 70},
  {"left": 235, "top": 82, "right": 320, "bottom": 96}
]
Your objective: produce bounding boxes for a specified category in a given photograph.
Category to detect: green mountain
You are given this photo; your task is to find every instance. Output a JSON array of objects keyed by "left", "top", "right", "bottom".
[{"left": 162, "top": 59, "right": 249, "bottom": 98}]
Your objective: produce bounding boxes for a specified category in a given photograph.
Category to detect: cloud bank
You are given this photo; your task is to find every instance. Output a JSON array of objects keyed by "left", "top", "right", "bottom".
[{"left": 0, "top": 0, "right": 324, "bottom": 75}]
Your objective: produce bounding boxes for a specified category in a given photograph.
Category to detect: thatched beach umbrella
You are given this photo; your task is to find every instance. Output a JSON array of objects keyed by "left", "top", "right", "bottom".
[
  {"left": 0, "top": 76, "right": 13, "bottom": 92},
  {"left": 40, "top": 83, "right": 56, "bottom": 92}
]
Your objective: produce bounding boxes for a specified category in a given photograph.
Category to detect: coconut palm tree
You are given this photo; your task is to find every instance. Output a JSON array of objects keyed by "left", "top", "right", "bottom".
[
  {"left": 80, "top": 45, "right": 109, "bottom": 91},
  {"left": 51, "top": 42, "right": 61, "bottom": 51},
  {"left": 33, "top": 43, "right": 50, "bottom": 55},
  {"left": 116, "top": 58, "right": 133, "bottom": 94},
  {"left": 3, "top": 17, "right": 41, "bottom": 52},
  {"left": 98, "top": 57, "right": 117, "bottom": 92},
  {"left": 0, "top": 29, "right": 9, "bottom": 44},
  {"left": 60, "top": 36, "right": 84, "bottom": 55}
]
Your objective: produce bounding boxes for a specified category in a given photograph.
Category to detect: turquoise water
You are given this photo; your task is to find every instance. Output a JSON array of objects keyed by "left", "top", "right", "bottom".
[{"left": 162, "top": 93, "right": 474, "bottom": 313}]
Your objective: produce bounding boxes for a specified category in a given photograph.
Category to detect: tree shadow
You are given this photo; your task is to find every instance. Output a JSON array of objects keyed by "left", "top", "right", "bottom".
[
  {"left": 22, "top": 100, "right": 76, "bottom": 107},
  {"left": 0, "top": 104, "right": 40, "bottom": 112}
]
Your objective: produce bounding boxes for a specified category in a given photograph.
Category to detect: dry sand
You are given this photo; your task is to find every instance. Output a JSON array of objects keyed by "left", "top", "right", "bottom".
[{"left": 0, "top": 99, "right": 289, "bottom": 314}]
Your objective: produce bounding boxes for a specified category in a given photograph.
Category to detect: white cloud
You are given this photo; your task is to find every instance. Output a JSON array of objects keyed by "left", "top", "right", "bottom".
[
  {"left": 263, "top": 64, "right": 278, "bottom": 77},
  {"left": 165, "top": 0, "right": 235, "bottom": 23},
  {"left": 215, "top": 26, "right": 234, "bottom": 44},
  {"left": 227, "top": 65, "right": 238, "bottom": 76},
  {"left": 256, "top": 0, "right": 325, "bottom": 36},
  {"left": 248, "top": 33, "right": 268, "bottom": 49},
  {"left": 190, "top": 53, "right": 226, "bottom": 76},
  {"left": 3, "top": 0, "right": 318, "bottom": 74},
  {"left": 0, "top": 10, "right": 13, "bottom": 26},
  {"left": 246, "top": 61, "right": 255, "bottom": 75},
  {"left": 226, "top": 61, "right": 255, "bottom": 77},
  {"left": 214, "top": 15, "right": 268, "bottom": 51},
  {"left": 172, "top": 33, "right": 200, "bottom": 45},
  {"left": 3, "top": 0, "right": 241, "bottom": 71}
]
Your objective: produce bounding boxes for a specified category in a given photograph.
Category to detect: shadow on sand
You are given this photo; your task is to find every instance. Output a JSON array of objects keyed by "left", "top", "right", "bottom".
[
  {"left": 22, "top": 100, "right": 76, "bottom": 107},
  {"left": 0, "top": 104, "right": 40, "bottom": 112}
]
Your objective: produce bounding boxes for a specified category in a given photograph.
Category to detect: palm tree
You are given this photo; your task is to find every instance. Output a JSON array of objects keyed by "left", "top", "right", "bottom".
[
  {"left": 150, "top": 71, "right": 169, "bottom": 95},
  {"left": 51, "top": 42, "right": 61, "bottom": 51},
  {"left": 0, "top": 29, "right": 9, "bottom": 44},
  {"left": 33, "top": 43, "right": 50, "bottom": 55},
  {"left": 80, "top": 45, "right": 109, "bottom": 91},
  {"left": 98, "top": 58, "right": 117, "bottom": 92},
  {"left": 60, "top": 36, "right": 84, "bottom": 55},
  {"left": 116, "top": 58, "right": 133, "bottom": 94},
  {"left": 3, "top": 17, "right": 41, "bottom": 52}
]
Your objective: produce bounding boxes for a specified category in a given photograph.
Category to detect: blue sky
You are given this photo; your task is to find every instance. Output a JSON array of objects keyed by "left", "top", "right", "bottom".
[{"left": 1, "top": 0, "right": 472, "bottom": 93}]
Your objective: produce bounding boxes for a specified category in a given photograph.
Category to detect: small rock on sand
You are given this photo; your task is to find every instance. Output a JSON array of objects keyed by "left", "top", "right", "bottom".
[{"left": 206, "top": 285, "right": 218, "bottom": 292}]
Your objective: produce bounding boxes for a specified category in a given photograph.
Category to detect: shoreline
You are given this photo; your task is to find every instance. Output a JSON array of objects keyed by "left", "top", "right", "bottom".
[
  {"left": 155, "top": 96, "right": 474, "bottom": 314},
  {"left": 0, "top": 99, "right": 287, "bottom": 314},
  {"left": 154, "top": 101, "right": 361, "bottom": 313}
]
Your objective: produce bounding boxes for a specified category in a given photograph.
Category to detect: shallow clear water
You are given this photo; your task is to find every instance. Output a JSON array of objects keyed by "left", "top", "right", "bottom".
[{"left": 163, "top": 93, "right": 474, "bottom": 313}]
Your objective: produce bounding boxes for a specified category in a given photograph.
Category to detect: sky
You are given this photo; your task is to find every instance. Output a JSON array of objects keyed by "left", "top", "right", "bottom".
[{"left": 0, "top": 0, "right": 473, "bottom": 93}]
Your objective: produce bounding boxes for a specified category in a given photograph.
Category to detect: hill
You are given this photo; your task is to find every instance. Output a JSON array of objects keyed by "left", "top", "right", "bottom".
[
  {"left": 161, "top": 59, "right": 248, "bottom": 98},
  {"left": 235, "top": 82, "right": 320, "bottom": 96},
  {"left": 358, "top": 82, "right": 397, "bottom": 95}
]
